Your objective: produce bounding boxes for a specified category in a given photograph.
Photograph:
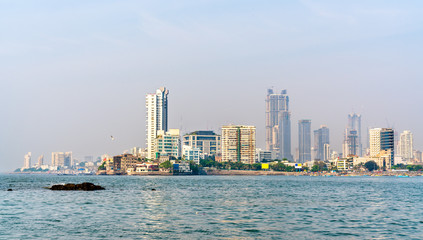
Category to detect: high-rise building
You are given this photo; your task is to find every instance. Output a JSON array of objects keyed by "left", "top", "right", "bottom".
[
  {"left": 413, "top": 150, "right": 422, "bottom": 162},
  {"left": 24, "top": 152, "right": 31, "bottom": 169},
  {"left": 37, "top": 155, "right": 44, "bottom": 167},
  {"left": 298, "top": 120, "right": 311, "bottom": 163},
  {"left": 155, "top": 129, "right": 181, "bottom": 159},
  {"left": 265, "top": 89, "right": 292, "bottom": 160},
  {"left": 221, "top": 125, "right": 256, "bottom": 164},
  {"left": 369, "top": 128, "right": 394, "bottom": 166},
  {"left": 51, "top": 152, "right": 73, "bottom": 167},
  {"left": 399, "top": 130, "right": 413, "bottom": 161},
  {"left": 146, "top": 87, "right": 169, "bottom": 159},
  {"left": 347, "top": 113, "right": 362, "bottom": 156},
  {"left": 183, "top": 131, "right": 221, "bottom": 156},
  {"left": 313, "top": 125, "right": 329, "bottom": 161},
  {"left": 343, "top": 129, "right": 359, "bottom": 157}
]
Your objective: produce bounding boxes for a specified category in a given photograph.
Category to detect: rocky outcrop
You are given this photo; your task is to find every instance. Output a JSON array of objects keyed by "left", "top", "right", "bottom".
[{"left": 49, "top": 182, "right": 105, "bottom": 191}]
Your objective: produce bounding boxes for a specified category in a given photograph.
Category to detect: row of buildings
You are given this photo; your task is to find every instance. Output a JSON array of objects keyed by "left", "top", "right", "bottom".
[
  {"left": 22, "top": 87, "right": 420, "bottom": 172},
  {"left": 143, "top": 87, "right": 420, "bottom": 169}
]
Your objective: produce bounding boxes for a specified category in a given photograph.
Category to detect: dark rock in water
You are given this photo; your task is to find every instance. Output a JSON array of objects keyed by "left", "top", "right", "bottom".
[
  {"left": 151, "top": 188, "right": 156, "bottom": 191},
  {"left": 49, "top": 182, "right": 105, "bottom": 191},
  {"left": 7, "top": 189, "right": 12, "bottom": 191}
]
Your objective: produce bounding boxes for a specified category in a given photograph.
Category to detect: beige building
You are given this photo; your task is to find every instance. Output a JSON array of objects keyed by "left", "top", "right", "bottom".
[
  {"left": 51, "top": 152, "right": 72, "bottom": 167},
  {"left": 354, "top": 150, "right": 393, "bottom": 170},
  {"left": 221, "top": 125, "right": 256, "bottom": 164}
]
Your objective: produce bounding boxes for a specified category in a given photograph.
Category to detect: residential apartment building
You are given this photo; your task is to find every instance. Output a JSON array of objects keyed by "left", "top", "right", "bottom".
[
  {"left": 221, "top": 125, "right": 256, "bottom": 164},
  {"left": 399, "top": 130, "right": 413, "bottom": 161},
  {"left": 51, "top": 152, "right": 73, "bottom": 167},
  {"left": 146, "top": 87, "right": 169, "bottom": 159}
]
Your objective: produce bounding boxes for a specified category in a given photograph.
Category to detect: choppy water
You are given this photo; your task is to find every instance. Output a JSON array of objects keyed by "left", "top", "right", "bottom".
[{"left": 1, "top": 174, "right": 423, "bottom": 239}]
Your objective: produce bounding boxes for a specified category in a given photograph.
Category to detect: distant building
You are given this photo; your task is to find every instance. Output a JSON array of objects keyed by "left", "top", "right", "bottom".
[
  {"left": 265, "top": 89, "right": 292, "bottom": 160},
  {"left": 155, "top": 129, "right": 181, "bottom": 159},
  {"left": 413, "top": 150, "right": 422, "bottom": 162},
  {"left": 146, "top": 87, "right": 169, "bottom": 159},
  {"left": 130, "top": 147, "right": 141, "bottom": 156},
  {"left": 369, "top": 128, "right": 394, "bottom": 166},
  {"left": 323, "top": 144, "right": 331, "bottom": 161},
  {"left": 221, "top": 125, "right": 256, "bottom": 164},
  {"left": 183, "top": 131, "right": 221, "bottom": 156},
  {"left": 298, "top": 120, "right": 311, "bottom": 163},
  {"left": 37, "top": 155, "right": 44, "bottom": 168},
  {"left": 51, "top": 152, "right": 72, "bottom": 167},
  {"left": 255, "top": 149, "right": 274, "bottom": 163},
  {"left": 182, "top": 145, "right": 202, "bottom": 164},
  {"left": 347, "top": 113, "right": 362, "bottom": 156},
  {"left": 84, "top": 156, "right": 93, "bottom": 162},
  {"left": 314, "top": 125, "right": 329, "bottom": 161},
  {"left": 113, "top": 154, "right": 139, "bottom": 173},
  {"left": 23, "top": 152, "right": 31, "bottom": 169},
  {"left": 343, "top": 129, "right": 359, "bottom": 158},
  {"left": 399, "top": 130, "right": 413, "bottom": 161}
]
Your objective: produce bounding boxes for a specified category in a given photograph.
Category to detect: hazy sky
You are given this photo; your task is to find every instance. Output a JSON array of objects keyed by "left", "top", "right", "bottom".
[{"left": 1, "top": 0, "right": 423, "bottom": 171}]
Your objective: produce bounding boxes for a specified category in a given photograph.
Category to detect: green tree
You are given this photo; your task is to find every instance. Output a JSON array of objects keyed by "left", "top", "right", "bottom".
[
  {"left": 251, "top": 163, "right": 262, "bottom": 170},
  {"left": 189, "top": 161, "right": 199, "bottom": 175},
  {"left": 271, "top": 162, "right": 286, "bottom": 171},
  {"left": 160, "top": 161, "right": 172, "bottom": 169},
  {"left": 311, "top": 161, "right": 328, "bottom": 172},
  {"left": 364, "top": 161, "right": 379, "bottom": 171},
  {"left": 98, "top": 162, "right": 106, "bottom": 170}
]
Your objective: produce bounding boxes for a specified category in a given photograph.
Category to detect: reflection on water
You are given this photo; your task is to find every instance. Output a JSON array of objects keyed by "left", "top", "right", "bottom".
[{"left": 1, "top": 174, "right": 423, "bottom": 239}]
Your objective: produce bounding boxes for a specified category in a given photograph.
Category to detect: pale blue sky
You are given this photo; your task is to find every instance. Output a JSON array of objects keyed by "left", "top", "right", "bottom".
[{"left": 1, "top": 1, "right": 423, "bottom": 171}]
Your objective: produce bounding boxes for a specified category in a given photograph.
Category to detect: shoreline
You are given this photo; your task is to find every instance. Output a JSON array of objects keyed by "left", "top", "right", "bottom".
[{"left": 5, "top": 170, "right": 422, "bottom": 177}]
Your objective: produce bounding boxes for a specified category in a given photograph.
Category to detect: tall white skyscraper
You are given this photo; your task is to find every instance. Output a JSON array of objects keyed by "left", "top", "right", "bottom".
[
  {"left": 399, "top": 130, "right": 413, "bottom": 161},
  {"left": 265, "top": 89, "right": 292, "bottom": 160},
  {"left": 146, "top": 87, "right": 169, "bottom": 159},
  {"left": 24, "top": 152, "right": 31, "bottom": 169}
]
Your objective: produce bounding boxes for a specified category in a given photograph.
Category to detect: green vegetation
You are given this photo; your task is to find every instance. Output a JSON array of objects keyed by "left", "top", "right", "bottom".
[
  {"left": 189, "top": 161, "right": 199, "bottom": 175},
  {"left": 197, "top": 158, "right": 302, "bottom": 172},
  {"left": 364, "top": 161, "right": 379, "bottom": 171},
  {"left": 159, "top": 160, "right": 172, "bottom": 169},
  {"left": 311, "top": 161, "right": 328, "bottom": 172},
  {"left": 392, "top": 164, "right": 423, "bottom": 171},
  {"left": 98, "top": 162, "right": 106, "bottom": 171}
]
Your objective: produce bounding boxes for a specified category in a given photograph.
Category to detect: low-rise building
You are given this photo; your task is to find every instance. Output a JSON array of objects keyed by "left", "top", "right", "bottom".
[
  {"left": 183, "top": 131, "right": 221, "bottom": 156},
  {"left": 183, "top": 145, "right": 202, "bottom": 164},
  {"left": 113, "top": 154, "right": 139, "bottom": 173}
]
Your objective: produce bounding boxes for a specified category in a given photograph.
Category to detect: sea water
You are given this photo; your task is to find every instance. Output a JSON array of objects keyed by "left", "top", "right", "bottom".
[{"left": 1, "top": 174, "right": 423, "bottom": 239}]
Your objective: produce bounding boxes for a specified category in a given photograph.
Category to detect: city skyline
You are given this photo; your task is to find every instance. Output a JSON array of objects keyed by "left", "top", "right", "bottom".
[{"left": 2, "top": 1, "right": 423, "bottom": 171}]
